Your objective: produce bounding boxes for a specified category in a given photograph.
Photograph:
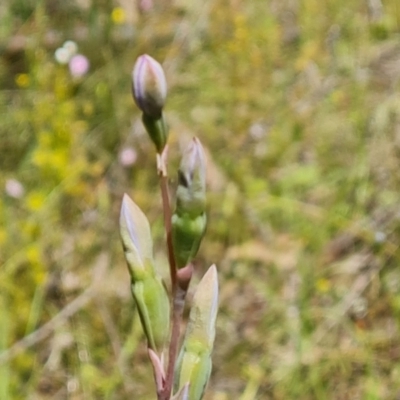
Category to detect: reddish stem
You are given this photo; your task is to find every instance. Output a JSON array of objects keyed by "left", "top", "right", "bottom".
[
  {"left": 162, "top": 285, "right": 187, "bottom": 399},
  {"left": 157, "top": 148, "right": 177, "bottom": 293},
  {"left": 159, "top": 174, "right": 177, "bottom": 293},
  {"left": 156, "top": 148, "right": 186, "bottom": 400}
]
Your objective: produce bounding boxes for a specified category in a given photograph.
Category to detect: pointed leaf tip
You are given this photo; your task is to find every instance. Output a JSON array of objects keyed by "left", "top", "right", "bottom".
[
  {"left": 183, "top": 264, "right": 219, "bottom": 351},
  {"left": 193, "top": 264, "right": 219, "bottom": 336},
  {"left": 119, "top": 194, "right": 153, "bottom": 274}
]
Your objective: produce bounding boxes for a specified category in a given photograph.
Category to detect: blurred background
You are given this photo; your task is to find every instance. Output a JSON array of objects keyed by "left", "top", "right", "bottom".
[{"left": 1, "top": 0, "right": 400, "bottom": 398}]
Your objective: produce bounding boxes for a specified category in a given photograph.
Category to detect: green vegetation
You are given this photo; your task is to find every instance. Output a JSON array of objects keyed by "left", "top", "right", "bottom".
[{"left": 1, "top": 0, "right": 400, "bottom": 398}]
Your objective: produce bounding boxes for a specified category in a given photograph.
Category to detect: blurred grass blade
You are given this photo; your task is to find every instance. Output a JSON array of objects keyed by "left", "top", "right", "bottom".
[{"left": 0, "top": 297, "right": 10, "bottom": 399}]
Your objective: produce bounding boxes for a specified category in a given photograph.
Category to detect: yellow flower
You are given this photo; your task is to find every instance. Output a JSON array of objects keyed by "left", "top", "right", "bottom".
[
  {"left": 0, "top": 229, "right": 6, "bottom": 245},
  {"left": 26, "top": 245, "right": 40, "bottom": 265},
  {"left": 25, "top": 191, "right": 47, "bottom": 211},
  {"left": 111, "top": 7, "right": 126, "bottom": 24},
  {"left": 316, "top": 277, "right": 331, "bottom": 293},
  {"left": 15, "top": 73, "right": 30, "bottom": 88}
]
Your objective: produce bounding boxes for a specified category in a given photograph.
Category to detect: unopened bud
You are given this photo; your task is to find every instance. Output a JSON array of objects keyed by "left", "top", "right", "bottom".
[
  {"left": 176, "top": 138, "right": 206, "bottom": 215},
  {"left": 120, "top": 193, "right": 153, "bottom": 279},
  {"left": 119, "top": 194, "right": 170, "bottom": 352},
  {"left": 185, "top": 264, "right": 218, "bottom": 349},
  {"left": 172, "top": 138, "right": 207, "bottom": 268},
  {"left": 132, "top": 54, "right": 167, "bottom": 118},
  {"left": 132, "top": 55, "right": 169, "bottom": 152},
  {"left": 174, "top": 265, "right": 218, "bottom": 400}
]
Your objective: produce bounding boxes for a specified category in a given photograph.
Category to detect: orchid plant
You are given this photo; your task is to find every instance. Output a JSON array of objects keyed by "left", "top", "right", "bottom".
[{"left": 120, "top": 54, "right": 218, "bottom": 400}]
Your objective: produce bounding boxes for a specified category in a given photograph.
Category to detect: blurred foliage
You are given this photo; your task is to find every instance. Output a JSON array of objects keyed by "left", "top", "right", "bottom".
[{"left": 1, "top": 0, "right": 400, "bottom": 398}]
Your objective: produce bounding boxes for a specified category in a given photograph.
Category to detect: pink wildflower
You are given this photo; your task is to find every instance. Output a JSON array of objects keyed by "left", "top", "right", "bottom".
[{"left": 69, "top": 54, "right": 90, "bottom": 78}]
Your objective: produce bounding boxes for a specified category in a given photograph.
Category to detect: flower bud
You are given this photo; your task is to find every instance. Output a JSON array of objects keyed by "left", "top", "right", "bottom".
[
  {"left": 172, "top": 138, "right": 207, "bottom": 268},
  {"left": 132, "top": 54, "right": 167, "bottom": 118},
  {"left": 174, "top": 265, "right": 218, "bottom": 400},
  {"left": 120, "top": 194, "right": 170, "bottom": 352},
  {"left": 120, "top": 193, "right": 153, "bottom": 280},
  {"left": 176, "top": 138, "right": 206, "bottom": 215},
  {"left": 184, "top": 264, "right": 218, "bottom": 349}
]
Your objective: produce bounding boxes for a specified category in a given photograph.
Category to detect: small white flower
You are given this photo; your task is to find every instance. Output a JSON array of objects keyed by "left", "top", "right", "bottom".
[
  {"left": 249, "top": 121, "right": 267, "bottom": 140},
  {"left": 374, "top": 231, "right": 386, "bottom": 243},
  {"left": 55, "top": 47, "right": 70, "bottom": 64},
  {"left": 63, "top": 40, "right": 78, "bottom": 57},
  {"left": 5, "top": 179, "right": 25, "bottom": 199}
]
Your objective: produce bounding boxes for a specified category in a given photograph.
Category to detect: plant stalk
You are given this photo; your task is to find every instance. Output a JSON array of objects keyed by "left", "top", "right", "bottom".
[
  {"left": 156, "top": 148, "right": 188, "bottom": 400},
  {"left": 160, "top": 285, "right": 187, "bottom": 400},
  {"left": 157, "top": 149, "right": 177, "bottom": 292}
]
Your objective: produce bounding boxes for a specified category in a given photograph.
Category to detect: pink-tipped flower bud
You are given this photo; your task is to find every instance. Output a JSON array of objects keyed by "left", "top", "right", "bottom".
[{"left": 132, "top": 54, "right": 167, "bottom": 118}]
